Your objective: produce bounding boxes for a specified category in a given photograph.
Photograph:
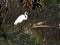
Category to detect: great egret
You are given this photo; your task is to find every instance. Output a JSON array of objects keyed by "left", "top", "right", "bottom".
[{"left": 14, "top": 11, "right": 28, "bottom": 25}]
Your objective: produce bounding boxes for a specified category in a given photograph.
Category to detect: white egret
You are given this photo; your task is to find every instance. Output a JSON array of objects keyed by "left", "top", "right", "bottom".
[{"left": 14, "top": 11, "right": 28, "bottom": 25}]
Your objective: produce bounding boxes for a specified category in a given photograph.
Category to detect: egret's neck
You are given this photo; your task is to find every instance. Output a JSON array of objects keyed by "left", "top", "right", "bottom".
[
  {"left": 24, "top": 15, "right": 28, "bottom": 20},
  {"left": 24, "top": 13, "right": 26, "bottom": 15}
]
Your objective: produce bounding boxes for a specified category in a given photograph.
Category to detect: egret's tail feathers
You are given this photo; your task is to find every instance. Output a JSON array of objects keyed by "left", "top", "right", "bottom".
[{"left": 14, "top": 22, "right": 18, "bottom": 25}]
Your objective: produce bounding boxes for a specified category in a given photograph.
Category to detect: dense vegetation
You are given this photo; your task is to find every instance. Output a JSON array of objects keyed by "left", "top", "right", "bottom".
[
  {"left": 57, "top": 0, "right": 60, "bottom": 4},
  {"left": 0, "top": 0, "right": 60, "bottom": 45}
]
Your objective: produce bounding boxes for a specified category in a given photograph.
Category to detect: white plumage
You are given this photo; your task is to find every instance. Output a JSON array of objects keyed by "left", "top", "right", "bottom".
[{"left": 14, "top": 11, "right": 28, "bottom": 25}]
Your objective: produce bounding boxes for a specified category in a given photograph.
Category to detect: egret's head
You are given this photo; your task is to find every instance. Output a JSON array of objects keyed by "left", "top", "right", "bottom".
[{"left": 24, "top": 11, "right": 28, "bottom": 15}]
